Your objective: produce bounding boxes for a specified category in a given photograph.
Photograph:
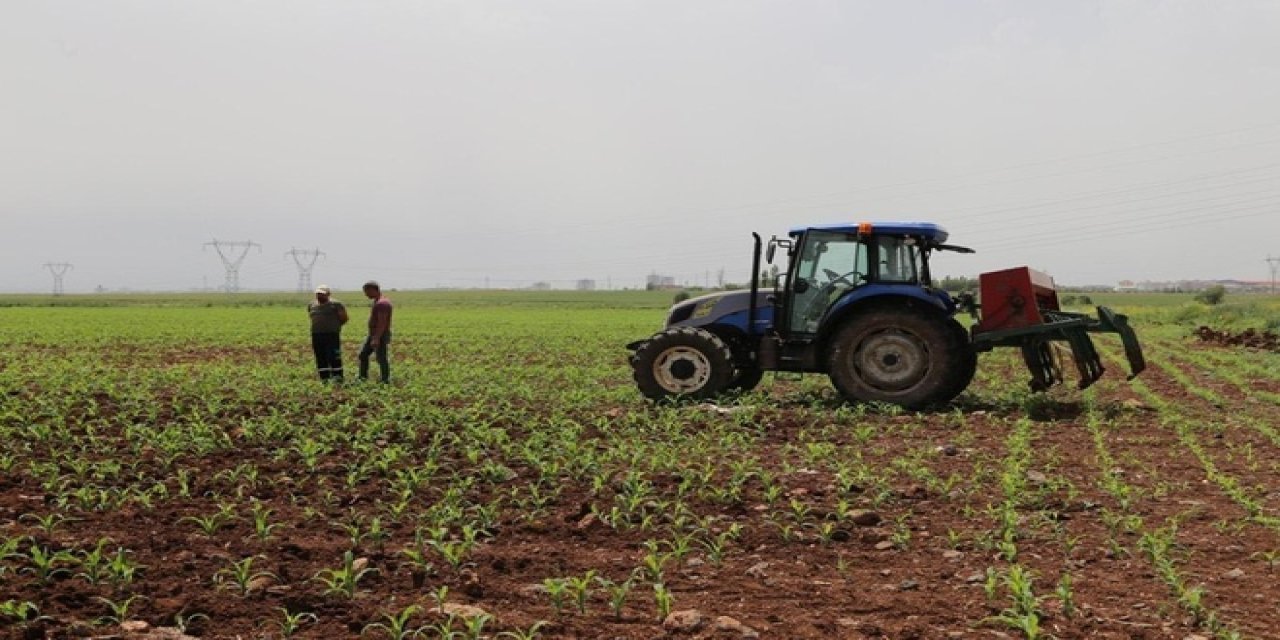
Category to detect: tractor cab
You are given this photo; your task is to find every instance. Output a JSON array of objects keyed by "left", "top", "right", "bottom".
[{"left": 767, "top": 222, "right": 963, "bottom": 338}]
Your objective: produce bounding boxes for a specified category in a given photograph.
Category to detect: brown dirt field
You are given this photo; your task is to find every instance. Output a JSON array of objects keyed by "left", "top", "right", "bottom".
[{"left": 3, "top": 340, "right": 1280, "bottom": 639}]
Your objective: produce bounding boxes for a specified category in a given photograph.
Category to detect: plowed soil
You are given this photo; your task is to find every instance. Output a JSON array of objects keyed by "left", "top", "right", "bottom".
[{"left": 3, "top": 333, "right": 1280, "bottom": 639}]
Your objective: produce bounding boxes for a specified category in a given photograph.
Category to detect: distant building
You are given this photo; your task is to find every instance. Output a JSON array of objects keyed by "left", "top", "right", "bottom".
[
  {"left": 576, "top": 279, "right": 596, "bottom": 291},
  {"left": 530, "top": 281, "right": 551, "bottom": 290},
  {"left": 1126, "top": 279, "right": 1271, "bottom": 293},
  {"left": 645, "top": 273, "right": 678, "bottom": 290}
]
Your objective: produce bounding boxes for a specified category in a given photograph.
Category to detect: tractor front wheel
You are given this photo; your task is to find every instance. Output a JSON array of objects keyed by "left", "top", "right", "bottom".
[
  {"left": 827, "top": 310, "right": 967, "bottom": 410},
  {"left": 633, "top": 327, "right": 735, "bottom": 400}
]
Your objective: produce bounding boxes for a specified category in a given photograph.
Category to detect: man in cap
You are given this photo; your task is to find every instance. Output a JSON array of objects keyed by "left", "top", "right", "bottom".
[
  {"left": 358, "top": 280, "right": 393, "bottom": 383},
  {"left": 307, "top": 285, "right": 349, "bottom": 382}
]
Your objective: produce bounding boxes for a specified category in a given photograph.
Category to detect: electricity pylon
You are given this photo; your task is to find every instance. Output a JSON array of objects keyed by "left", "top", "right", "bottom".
[
  {"left": 43, "top": 262, "right": 73, "bottom": 295},
  {"left": 204, "top": 240, "right": 261, "bottom": 293},
  {"left": 285, "top": 247, "right": 325, "bottom": 292},
  {"left": 1268, "top": 256, "right": 1280, "bottom": 294}
]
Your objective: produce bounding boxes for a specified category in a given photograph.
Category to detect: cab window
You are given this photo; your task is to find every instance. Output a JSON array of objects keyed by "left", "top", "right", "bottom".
[
  {"left": 875, "top": 236, "right": 920, "bottom": 283},
  {"left": 789, "top": 231, "right": 867, "bottom": 333}
]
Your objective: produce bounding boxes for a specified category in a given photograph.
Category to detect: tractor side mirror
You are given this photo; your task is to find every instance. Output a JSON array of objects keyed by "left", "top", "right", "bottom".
[{"left": 765, "top": 237, "right": 791, "bottom": 264}]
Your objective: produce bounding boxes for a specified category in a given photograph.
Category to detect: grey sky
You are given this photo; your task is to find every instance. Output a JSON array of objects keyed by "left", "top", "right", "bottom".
[{"left": 3, "top": 1, "right": 1279, "bottom": 293}]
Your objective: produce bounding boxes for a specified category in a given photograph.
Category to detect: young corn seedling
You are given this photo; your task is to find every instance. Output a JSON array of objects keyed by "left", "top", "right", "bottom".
[
  {"left": 0, "top": 534, "right": 27, "bottom": 565},
  {"left": 542, "top": 577, "right": 570, "bottom": 617},
  {"left": 638, "top": 546, "right": 672, "bottom": 583},
  {"left": 595, "top": 575, "right": 635, "bottom": 620},
  {"left": 663, "top": 531, "right": 699, "bottom": 566},
  {"left": 567, "top": 569, "right": 596, "bottom": 614},
  {"left": 314, "top": 550, "right": 376, "bottom": 599},
  {"left": 1056, "top": 572, "right": 1075, "bottom": 618},
  {"left": 652, "top": 582, "right": 674, "bottom": 621},
  {"left": 1251, "top": 549, "right": 1280, "bottom": 572},
  {"left": 983, "top": 566, "right": 1002, "bottom": 602},
  {"left": 457, "top": 612, "right": 494, "bottom": 640},
  {"left": 430, "top": 585, "right": 450, "bottom": 614},
  {"left": 214, "top": 556, "right": 277, "bottom": 597},
  {"left": 248, "top": 502, "right": 281, "bottom": 541},
  {"left": 699, "top": 525, "right": 742, "bottom": 566},
  {"left": 172, "top": 611, "right": 209, "bottom": 635},
  {"left": 494, "top": 620, "right": 549, "bottom": 640},
  {"left": 365, "top": 516, "right": 390, "bottom": 549},
  {"left": 361, "top": 604, "right": 426, "bottom": 640},
  {"left": 398, "top": 539, "right": 437, "bottom": 588},
  {"left": 106, "top": 547, "right": 144, "bottom": 587},
  {"left": 19, "top": 512, "right": 75, "bottom": 536},
  {"left": 22, "top": 545, "right": 78, "bottom": 585},
  {"left": 335, "top": 517, "right": 368, "bottom": 550},
  {"left": 890, "top": 515, "right": 912, "bottom": 550},
  {"left": 75, "top": 538, "right": 113, "bottom": 585},
  {"left": 1, "top": 600, "right": 43, "bottom": 624},
  {"left": 180, "top": 510, "right": 236, "bottom": 537},
  {"left": 766, "top": 514, "right": 801, "bottom": 543},
  {"left": 425, "top": 525, "right": 485, "bottom": 572},
  {"left": 96, "top": 594, "right": 147, "bottom": 626},
  {"left": 978, "top": 565, "right": 1044, "bottom": 639},
  {"left": 272, "top": 607, "right": 318, "bottom": 637}
]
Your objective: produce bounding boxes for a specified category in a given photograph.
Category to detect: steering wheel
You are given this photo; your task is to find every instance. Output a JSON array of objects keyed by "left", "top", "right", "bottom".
[
  {"left": 798, "top": 270, "right": 863, "bottom": 329},
  {"left": 822, "top": 268, "right": 862, "bottom": 287}
]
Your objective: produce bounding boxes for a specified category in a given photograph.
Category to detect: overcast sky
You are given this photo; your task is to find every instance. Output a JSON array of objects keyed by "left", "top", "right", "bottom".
[{"left": 3, "top": 1, "right": 1279, "bottom": 293}]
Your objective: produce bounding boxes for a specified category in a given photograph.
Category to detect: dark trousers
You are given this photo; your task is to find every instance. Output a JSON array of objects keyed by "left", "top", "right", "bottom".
[
  {"left": 358, "top": 332, "right": 391, "bottom": 383},
  {"left": 311, "top": 332, "right": 344, "bottom": 381}
]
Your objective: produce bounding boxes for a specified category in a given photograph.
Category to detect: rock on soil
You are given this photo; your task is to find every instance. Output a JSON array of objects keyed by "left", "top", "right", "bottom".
[
  {"left": 714, "top": 615, "right": 760, "bottom": 638},
  {"left": 433, "top": 602, "right": 492, "bottom": 619},
  {"left": 663, "top": 609, "right": 706, "bottom": 632}
]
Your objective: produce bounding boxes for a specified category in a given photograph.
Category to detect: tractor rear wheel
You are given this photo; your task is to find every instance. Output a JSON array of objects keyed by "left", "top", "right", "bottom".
[
  {"left": 827, "top": 310, "right": 968, "bottom": 410},
  {"left": 633, "top": 327, "right": 735, "bottom": 400}
]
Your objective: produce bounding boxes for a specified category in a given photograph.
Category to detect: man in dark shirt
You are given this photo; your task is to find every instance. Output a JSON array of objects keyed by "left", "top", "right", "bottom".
[
  {"left": 358, "top": 280, "right": 393, "bottom": 383},
  {"left": 307, "top": 285, "right": 349, "bottom": 382}
]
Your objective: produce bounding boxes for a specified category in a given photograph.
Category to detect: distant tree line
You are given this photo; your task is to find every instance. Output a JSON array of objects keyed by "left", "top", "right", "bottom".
[{"left": 936, "top": 275, "right": 979, "bottom": 292}]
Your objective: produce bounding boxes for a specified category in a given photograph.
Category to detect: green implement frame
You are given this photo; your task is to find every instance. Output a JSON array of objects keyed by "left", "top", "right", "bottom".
[{"left": 972, "top": 306, "right": 1146, "bottom": 391}]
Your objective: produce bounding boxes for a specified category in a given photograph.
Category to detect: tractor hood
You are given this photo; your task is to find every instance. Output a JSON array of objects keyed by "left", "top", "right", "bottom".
[{"left": 665, "top": 289, "right": 771, "bottom": 334}]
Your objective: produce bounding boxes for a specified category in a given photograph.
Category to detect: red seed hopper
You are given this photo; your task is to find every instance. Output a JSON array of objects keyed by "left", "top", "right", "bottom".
[{"left": 969, "top": 267, "right": 1145, "bottom": 391}]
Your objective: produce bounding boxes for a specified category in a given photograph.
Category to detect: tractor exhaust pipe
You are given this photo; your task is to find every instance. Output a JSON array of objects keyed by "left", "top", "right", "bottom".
[{"left": 748, "top": 232, "right": 762, "bottom": 343}]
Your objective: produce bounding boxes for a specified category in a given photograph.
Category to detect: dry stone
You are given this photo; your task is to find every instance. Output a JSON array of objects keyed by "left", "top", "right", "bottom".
[{"left": 663, "top": 609, "right": 706, "bottom": 633}]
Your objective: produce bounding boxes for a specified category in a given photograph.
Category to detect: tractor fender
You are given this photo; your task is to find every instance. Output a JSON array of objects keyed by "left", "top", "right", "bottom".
[{"left": 816, "top": 289, "right": 953, "bottom": 352}]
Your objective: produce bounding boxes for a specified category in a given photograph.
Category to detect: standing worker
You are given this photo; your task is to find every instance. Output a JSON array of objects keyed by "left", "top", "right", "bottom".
[
  {"left": 308, "top": 285, "right": 349, "bottom": 382},
  {"left": 358, "top": 280, "right": 393, "bottom": 384}
]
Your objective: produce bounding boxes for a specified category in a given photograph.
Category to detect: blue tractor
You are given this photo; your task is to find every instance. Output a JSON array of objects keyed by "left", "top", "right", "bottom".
[{"left": 627, "top": 222, "right": 1145, "bottom": 409}]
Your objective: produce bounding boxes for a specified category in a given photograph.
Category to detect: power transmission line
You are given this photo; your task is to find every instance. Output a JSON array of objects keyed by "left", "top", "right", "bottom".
[
  {"left": 284, "top": 247, "right": 325, "bottom": 292},
  {"left": 43, "top": 262, "right": 73, "bottom": 295},
  {"left": 1267, "top": 256, "right": 1280, "bottom": 294},
  {"left": 204, "top": 240, "right": 261, "bottom": 293}
]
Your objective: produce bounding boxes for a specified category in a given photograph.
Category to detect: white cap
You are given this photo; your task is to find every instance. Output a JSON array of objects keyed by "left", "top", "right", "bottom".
[{"left": 315, "top": 285, "right": 331, "bottom": 295}]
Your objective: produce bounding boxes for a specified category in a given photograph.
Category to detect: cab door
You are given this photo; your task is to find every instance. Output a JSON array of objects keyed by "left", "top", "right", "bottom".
[{"left": 783, "top": 231, "right": 868, "bottom": 337}]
